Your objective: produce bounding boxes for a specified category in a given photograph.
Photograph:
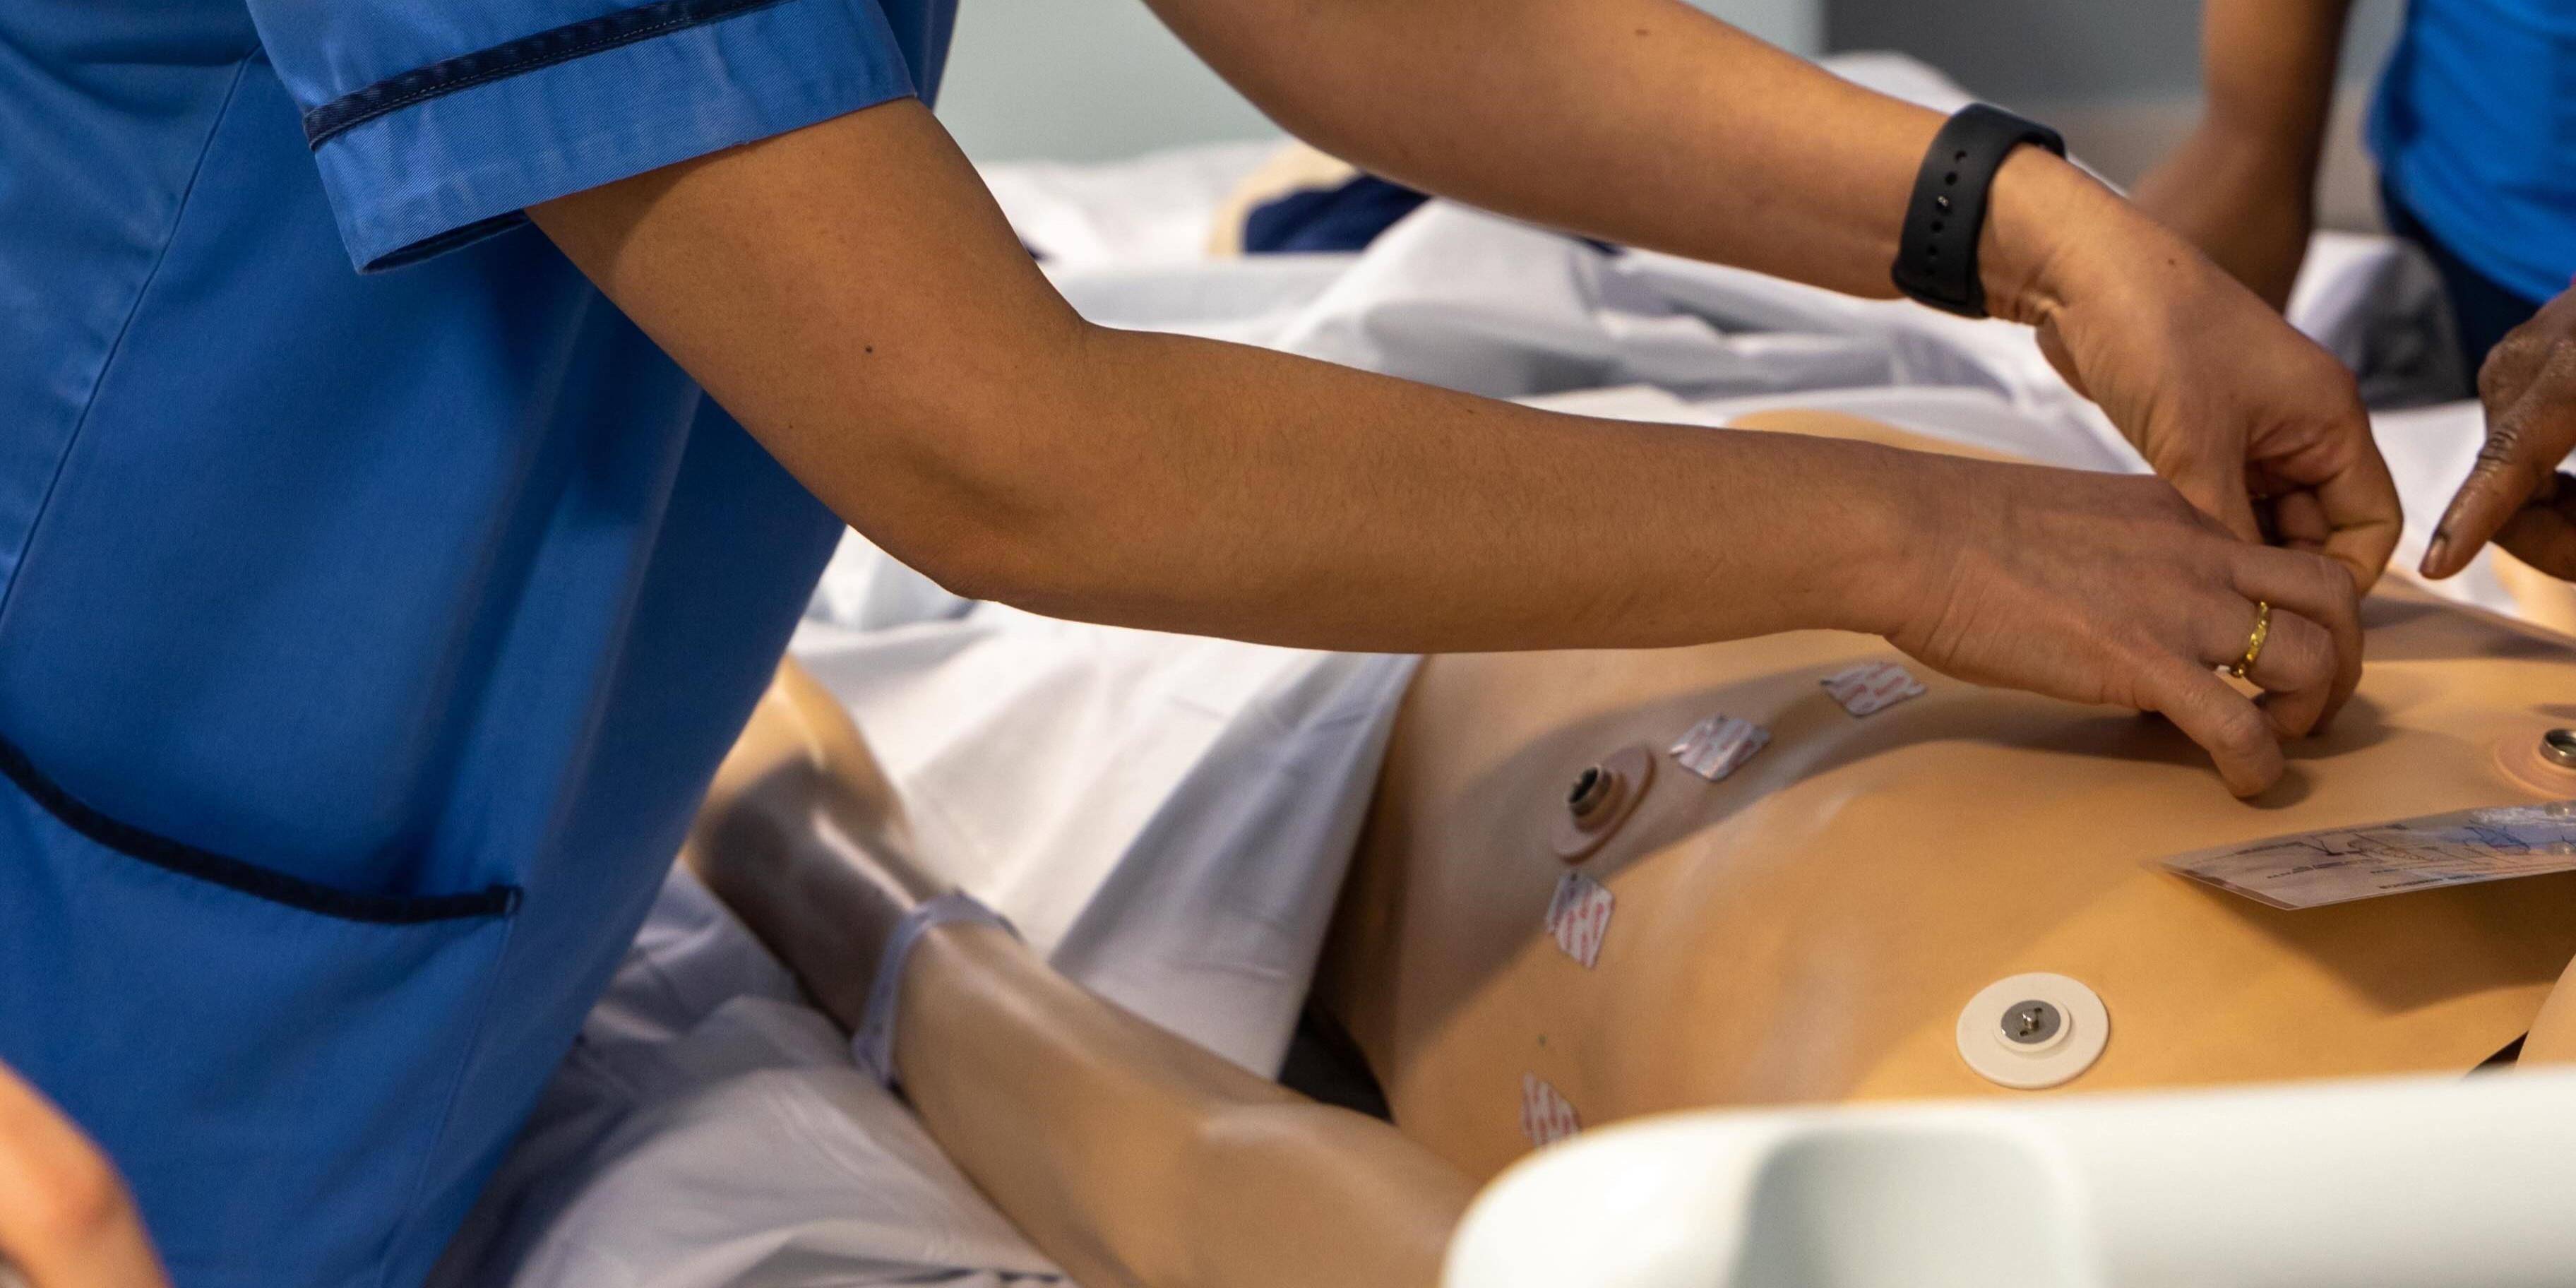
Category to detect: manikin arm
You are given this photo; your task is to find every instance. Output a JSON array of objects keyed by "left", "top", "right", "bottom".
[
  {"left": 2520, "top": 952, "right": 2576, "bottom": 1066},
  {"left": 691, "top": 664, "right": 1473, "bottom": 1288}
]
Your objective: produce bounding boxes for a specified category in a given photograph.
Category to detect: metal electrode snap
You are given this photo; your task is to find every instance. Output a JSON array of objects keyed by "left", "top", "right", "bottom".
[
  {"left": 2544, "top": 729, "right": 2576, "bottom": 770},
  {"left": 1567, "top": 765, "right": 1611, "bottom": 817},
  {"left": 1551, "top": 744, "right": 1654, "bottom": 863},
  {"left": 2001, "top": 999, "right": 2063, "bottom": 1046}
]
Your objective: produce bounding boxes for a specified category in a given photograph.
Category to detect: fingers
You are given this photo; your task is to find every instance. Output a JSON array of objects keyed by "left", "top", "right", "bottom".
[
  {"left": 2424, "top": 355, "right": 2576, "bottom": 580},
  {"left": 2142, "top": 658, "right": 2284, "bottom": 797},
  {"left": 2308, "top": 441, "right": 2403, "bottom": 591},
  {"left": 2152, "top": 544, "right": 2359, "bottom": 796},
  {"left": 2243, "top": 395, "right": 2400, "bottom": 588},
  {"left": 2493, "top": 472, "right": 2576, "bottom": 580},
  {"left": 2233, "top": 606, "right": 2338, "bottom": 737},
  {"left": 2169, "top": 451, "right": 2265, "bottom": 547},
  {"left": 2266, "top": 489, "right": 2330, "bottom": 555},
  {"left": 2229, "top": 547, "right": 2364, "bottom": 732},
  {"left": 0, "top": 1064, "right": 166, "bottom": 1288}
]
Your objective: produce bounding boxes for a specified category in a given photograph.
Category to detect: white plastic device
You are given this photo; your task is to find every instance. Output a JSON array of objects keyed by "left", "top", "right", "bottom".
[{"left": 1444, "top": 1069, "right": 2576, "bottom": 1287}]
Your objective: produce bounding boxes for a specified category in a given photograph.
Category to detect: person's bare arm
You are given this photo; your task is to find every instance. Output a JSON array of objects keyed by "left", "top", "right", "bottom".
[
  {"left": 532, "top": 100, "right": 1974, "bottom": 652},
  {"left": 537, "top": 99, "right": 2366, "bottom": 794},
  {"left": 1143, "top": 0, "right": 1972, "bottom": 304},
  {"left": 693, "top": 665, "right": 1473, "bottom": 1288},
  {"left": 0, "top": 1061, "right": 169, "bottom": 1288},
  {"left": 2133, "top": 0, "right": 2356, "bottom": 309},
  {"left": 1140, "top": 0, "right": 2397, "bottom": 586}
]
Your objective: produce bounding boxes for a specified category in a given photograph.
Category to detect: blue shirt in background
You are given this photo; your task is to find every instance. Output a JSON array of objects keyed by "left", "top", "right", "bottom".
[{"left": 2371, "top": 0, "right": 2576, "bottom": 307}]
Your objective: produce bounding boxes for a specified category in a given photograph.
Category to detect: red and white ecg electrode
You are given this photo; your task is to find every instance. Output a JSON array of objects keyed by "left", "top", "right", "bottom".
[
  {"left": 1821, "top": 661, "right": 1926, "bottom": 717},
  {"left": 1669, "top": 713, "right": 1770, "bottom": 781},
  {"left": 1545, "top": 871, "right": 1614, "bottom": 968},
  {"left": 1520, "top": 1073, "right": 1581, "bottom": 1147}
]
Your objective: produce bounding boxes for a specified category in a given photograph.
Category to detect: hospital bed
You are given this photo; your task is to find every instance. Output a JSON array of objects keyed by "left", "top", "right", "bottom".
[
  {"left": 446, "top": 390, "right": 2576, "bottom": 1288},
  {"left": 434, "top": 52, "right": 2568, "bottom": 1288}
]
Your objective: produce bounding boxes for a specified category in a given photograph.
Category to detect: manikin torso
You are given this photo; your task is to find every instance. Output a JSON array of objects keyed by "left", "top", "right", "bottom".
[{"left": 1316, "top": 412, "right": 2576, "bottom": 1184}]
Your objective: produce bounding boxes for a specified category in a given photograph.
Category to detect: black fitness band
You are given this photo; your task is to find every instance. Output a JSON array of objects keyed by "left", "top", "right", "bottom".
[{"left": 1890, "top": 104, "right": 2067, "bottom": 318}]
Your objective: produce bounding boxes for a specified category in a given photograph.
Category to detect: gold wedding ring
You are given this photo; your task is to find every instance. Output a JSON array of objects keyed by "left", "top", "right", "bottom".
[{"left": 2229, "top": 600, "right": 2272, "bottom": 680}]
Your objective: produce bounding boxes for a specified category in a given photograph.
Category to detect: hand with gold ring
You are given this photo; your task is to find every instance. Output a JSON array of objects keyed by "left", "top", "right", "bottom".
[{"left": 1874, "top": 457, "right": 2361, "bottom": 798}]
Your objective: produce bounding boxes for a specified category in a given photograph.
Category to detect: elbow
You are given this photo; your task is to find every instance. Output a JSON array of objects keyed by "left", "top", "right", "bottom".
[
  {"left": 890, "top": 530, "right": 1043, "bottom": 609},
  {"left": 869, "top": 510, "right": 1083, "bottom": 614},
  {"left": 837, "top": 328, "right": 1132, "bottom": 614},
  {"left": 849, "top": 447, "right": 1114, "bottom": 620}
]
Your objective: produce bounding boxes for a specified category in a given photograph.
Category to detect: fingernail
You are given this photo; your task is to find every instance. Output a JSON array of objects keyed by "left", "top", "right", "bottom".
[{"left": 2422, "top": 534, "right": 2452, "bottom": 576}]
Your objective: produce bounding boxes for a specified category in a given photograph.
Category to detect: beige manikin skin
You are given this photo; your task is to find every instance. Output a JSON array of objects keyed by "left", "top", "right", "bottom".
[{"left": 1314, "top": 411, "right": 2576, "bottom": 1185}]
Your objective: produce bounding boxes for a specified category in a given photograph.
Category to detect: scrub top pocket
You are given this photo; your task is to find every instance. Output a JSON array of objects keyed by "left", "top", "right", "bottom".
[{"left": 0, "top": 747, "right": 521, "bottom": 1288}]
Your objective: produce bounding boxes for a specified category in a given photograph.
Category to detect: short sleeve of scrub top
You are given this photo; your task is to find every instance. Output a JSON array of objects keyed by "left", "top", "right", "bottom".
[{"left": 246, "top": 0, "right": 939, "bottom": 270}]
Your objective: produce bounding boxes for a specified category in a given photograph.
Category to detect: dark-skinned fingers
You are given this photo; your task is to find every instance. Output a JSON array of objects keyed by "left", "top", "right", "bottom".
[
  {"left": 2231, "top": 547, "right": 2363, "bottom": 728},
  {"left": 2476, "top": 326, "right": 2547, "bottom": 407},
  {"left": 2425, "top": 381, "right": 2576, "bottom": 578},
  {"left": 2143, "top": 657, "right": 2284, "bottom": 797},
  {"left": 2493, "top": 473, "right": 2576, "bottom": 580}
]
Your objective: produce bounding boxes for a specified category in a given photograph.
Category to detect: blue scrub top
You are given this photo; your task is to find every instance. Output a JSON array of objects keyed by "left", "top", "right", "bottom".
[
  {"left": 0, "top": 3, "right": 953, "bottom": 1284},
  {"left": 2370, "top": 0, "right": 2576, "bottom": 306}
]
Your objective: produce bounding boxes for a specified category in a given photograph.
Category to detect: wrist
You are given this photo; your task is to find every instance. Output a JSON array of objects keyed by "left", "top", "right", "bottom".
[
  {"left": 1976, "top": 148, "right": 2125, "bottom": 330},
  {"left": 1814, "top": 441, "right": 1961, "bottom": 640}
]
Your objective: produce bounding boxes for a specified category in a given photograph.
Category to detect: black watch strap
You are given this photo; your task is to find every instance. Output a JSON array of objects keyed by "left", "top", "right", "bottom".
[{"left": 1890, "top": 104, "right": 2066, "bottom": 318}]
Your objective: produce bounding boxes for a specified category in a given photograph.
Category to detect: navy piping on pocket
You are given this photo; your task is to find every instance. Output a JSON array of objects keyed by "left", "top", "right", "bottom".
[
  {"left": 302, "top": 0, "right": 794, "bottom": 148},
  {"left": 0, "top": 737, "right": 519, "bottom": 925}
]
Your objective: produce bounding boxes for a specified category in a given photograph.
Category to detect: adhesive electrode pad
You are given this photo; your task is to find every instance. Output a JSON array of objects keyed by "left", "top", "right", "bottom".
[{"left": 1955, "top": 972, "right": 2109, "bottom": 1090}]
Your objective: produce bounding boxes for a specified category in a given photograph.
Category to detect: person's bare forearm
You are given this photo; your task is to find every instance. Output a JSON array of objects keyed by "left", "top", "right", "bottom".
[
  {"left": 955, "top": 323, "right": 1936, "bottom": 652},
  {"left": 2194, "top": 0, "right": 2354, "bottom": 150},
  {"left": 1148, "top": 0, "right": 2106, "bottom": 321},
  {"left": 2133, "top": 0, "right": 2353, "bottom": 306},
  {"left": 539, "top": 98, "right": 2380, "bottom": 796},
  {"left": 536, "top": 103, "right": 1936, "bottom": 655}
]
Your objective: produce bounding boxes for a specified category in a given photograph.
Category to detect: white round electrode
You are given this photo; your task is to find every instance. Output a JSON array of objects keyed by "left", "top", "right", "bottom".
[{"left": 1955, "top": 972, "right": 2109, "bottom": 1090}]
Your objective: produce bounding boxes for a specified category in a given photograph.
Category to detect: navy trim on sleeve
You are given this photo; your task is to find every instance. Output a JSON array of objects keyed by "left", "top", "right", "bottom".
[
  {"left": 302, "top": 0, "right": 794, "bottom": 148},
  {"left": 367, "top": 212, "right": 534, "bottom": 271},
  {"left": 0, "top": 734, "right": 520, "bottom": 925}
]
